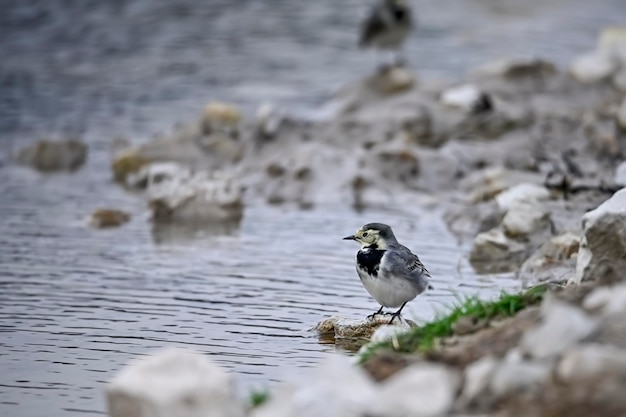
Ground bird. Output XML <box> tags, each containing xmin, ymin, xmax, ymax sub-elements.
<box><xmin>359</xmin><ymin>0</ymin><xmax>414</xmax><ymax>65</ymax></box>
<box><xmin>343</xmin><ymin>223</ymin><xmax>432</xmax><ymax>324</ymax></box>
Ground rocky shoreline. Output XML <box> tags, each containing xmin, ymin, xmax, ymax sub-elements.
<box><xmin>12</xmin><ymin>25</ymin><xmax>626</xmax><ymax>417</ymax></box>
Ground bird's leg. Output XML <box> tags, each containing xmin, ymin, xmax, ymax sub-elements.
<box><xmin>367</xmin><ymin>305</ymin><xmax>385</xmax><ymax>320</ymax></box>
<box><xmin>388</xmin><ymin>302</ymin><xmax>407</xmax><ymax>324</ymax></box>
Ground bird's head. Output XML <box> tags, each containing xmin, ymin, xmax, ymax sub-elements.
<box><xmin>343</xmin><ymin>223</ymin><xmax>397</xmax><ymax>249</ymax></box>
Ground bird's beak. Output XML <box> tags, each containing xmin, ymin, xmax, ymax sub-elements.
<box><xmin>343</xmin><ymin>235</ymin><xmax>356</xmax><ymax>241</ymax></box>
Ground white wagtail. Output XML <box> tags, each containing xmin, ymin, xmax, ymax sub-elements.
<box><xmin>343</xmin><ymin>223</ymin><xmax>432</xmax><ymax>324</ymax></box>
<box><xmin>359</xmin><ymin>0</ymin><xmax>414</xmax><ymax>63</ymax></box>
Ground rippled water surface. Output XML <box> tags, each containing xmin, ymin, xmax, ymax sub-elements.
<box><xmin>0</xmin><ymin>0</ymin><xmax>624</xmax><ymax>416</ymax></box>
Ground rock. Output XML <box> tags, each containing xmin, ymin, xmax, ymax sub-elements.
<box><xmin>571</xmin><ymin>188</ymin><xmax>626</xmax><ymax>285</ymax></box>
<box><xmin>474</xmin><ymin>58</ymin><xmax>558</xmax><ymax>79</ymax></box>
<box><xmin>459</xmin><ymin>356</ymin><xmax>499</xmax><ymax>405</ymax></box>
<box><xmin>255</xmin><ymin>103</ymin><xmax>283</xmax><ymax>139</ymax></box>
<box><xmin>201</xmin><ymin>101</ymin><xmax>242</xmax><ymax>134</ymax></box>
<box><xmin>495</xmin><ymin>183</ymin><xmax>551</xmax><ymax>211</ymax></box>
<box><xmin>614</xmin><ymin>161</ymin><xmax>626</xmax><ymax>187</ymax></box>
<box><xmin>106</xmin><ymin>347</ymin><xmax>244</xmax><ymax>417</ymax></box>
<box><xmin>617</xmin><ymin>97</ymin><xmax>626</xmax><ymax>131</ymax></box>
<box><xmin>599</xmin><ymin>26</ymin><xmax>626</xmax><ymax>65</ymax></box>
<box><xmin>370</xmin><ymin>324</ymin><xmax>411</xmax><ymax>344</ymax></box>
<box><xmin>583</xmin><ymin>284</ymin><xmax>626</xmax><ymax>317</ymax></box>
<box><xmin>112</xmin><ymin>149</ymin><xmax>151</xmax><ymax>183</ymax></box>
<box><xmin>520</xmin><ymin>297</ymin><xmax>598</xmax><ymax>359</ymax></box>
<box><xmin>501</xmin><ymin>200</ymin><xmax>550</xmax><ymax>239</ymax></box>
<box><xmin>569</xmin><ymin>51</ymin><xmax>616</xmax><ymax>83</ymax></box>
<box><xmin>374</xmin><ymin>65</ymin><xmax>416</xmax><ymax>94</ymax></box>
<box><xmin>252</xmin><ymin>357</ymin><xmax>378</xmax><ymax>417</ymax></box>
<box><xmin>443</xmin><ymin>201</ymin><xmax>505</xmax><ymax>239</ymax></box>
<box><xmin>414</xmin><ymin>147</ymin><xmax>460</xmax><ymax>192</ymax></box>
<box><xmin>16</xmin><ymin>139</ymin><xmax>87</xmax><ymax>172</ymax></box>
<box><xmin>469</xmin><ymin>228</ymin><xmax>527</xmax><ymax>271</ymax></box>
<box><xmin>373</xmin><ymin>141</ymin><xmax>419</xmax><ymax>184</ymax></box>
<box><xmin>517</xmin><ymin>232</ymin><xmax>580</xmax><ymax>286</ymax></box>
<box><xmin>489</xmin><ymin>360</ymin><xmax>551</xmax><ymax>397</ymax></box>
<box><xmin>127</xmin><ymin>161</ymin><xmax>192</xmax><ymax>189</ymax></box>
<box><xmin>148</xmin><ymin>169</ymin><xmax>244</xmax><ymax>223</ymax></box>
<box><xmin>461</xmin><ymin>167</ymin><xmax>511</xmax><ymax>203</ymax></box>
<box><xmin>90</xmin><ymin>209</ymin><xmax>131</xmax><ymax>229</ymax></box>
<box><xmin>557</xmin><ymin>344</ymin><xmax>626</xmax><ymax>382</ymax></box>
<box><xmin>313</xmin><ymin>315</ymin><xmax>412</xmax><ymax>340</ymax></box>
<box><xmin>373</xmin><ymin>364</ymin><xmax>460</xmax><ymax>417</ymax></box>
<box><xmin>440</xmin><ymin>84</ymin><xmax>483</xmax><ymax>111</ymax></box>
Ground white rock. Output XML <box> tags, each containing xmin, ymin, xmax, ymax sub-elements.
<box><xmin>598</xmin><ymin>26</ymin><xmax>626</xmax><ymax>65</ymax></box>
<box><xmin>107</xmin><ymin>348</ymin><xmax>244</xmax><ymax>417</ymax></box>
<box><xmin>571</xmin><ymin>187</ymin><xmax>626</xmax><ymax>285</ymax></box>
<box><xmin>252</xmin><ymin>357</ymin><xmax>378</xmax><ymax>417</ymax></box>
<box><xmin>373</xmin><ymin>363</ymin><xmax>460</xmax><ymax>417</ymax></box>
<box><xmin>583</xmin><ymin>284</ymin><xmax>626</xmax><ymax>316</ymax></box>
<box><xmin>370</xmin><ymin>324</ymin><xmax>411</xmax><ymax>343</ymax></box>
<box><xmin>489</xmin><ymin>360</ymin><xmax>551</xmax><ymax>397</ymax></box>
<box><xmin>255</xmin><ymin>103</ymin><xmax>283</xmax><ymax>138</ymax></box>
<box><xmin>495</xmin><ymin>183</ymin><xmax>550</xmax><ymax>211</ymax></box>
<box><xmin>502</xmin><ymin>200</ymin><xmax>550</xmax><ymax>238</ymax></box>
<box><xmin>441</xmin><ymin>84</ymin><xmax>482</xmax><ymax>110</ymax></box>
<box><xmin>520</xmin><ymin>296</ymin><xmax>598</xmax><ymax>359</ymax></box>
<box><xmin>569</xmin><ymin>51</ymin><xmax>616</xmax><ymax>83</ymax></box>
<box><xmin>148</xmin><ymin>169</ymin><xmax>244</xmax><ymax>223</ymax></box>
<box><xmin>617</xmin><ymin>98</ymin><xmax>626</xmax><ymax>131</ymax></box>
<box><xmin>460</xmin><ymin>356</ymin><xmax>499</xmax><ymax>403</ymax></box>
<box><xmin>557</xmin><ymin>344</ymin><xmax>626</xmax><ymax>382</ymax></box>
<box><xmin>127</xmin><ymin>162</ymin><xmax>192</xmax><ymax>189</ymax></box>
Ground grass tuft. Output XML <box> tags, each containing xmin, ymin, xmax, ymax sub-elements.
<box><xmin>249</xmin><ymin>389</ymin><xmax>270</xmax><ymax>408</ymax></box>
<box><xmin>357</xmin><ymin>284</ymin><xmax>549</xmax><ymax>364</ymax></box>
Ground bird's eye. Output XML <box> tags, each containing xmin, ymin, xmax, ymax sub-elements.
<box><xmin>362</xmin><ymin>232</ymin><xmax>369</xmax><ymax>237</ymax></box>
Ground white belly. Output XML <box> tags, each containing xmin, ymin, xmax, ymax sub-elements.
<box><xmin>357</xmin><ymin>267</ymin><xmax>419</xmax><ymax>308</ymax></box>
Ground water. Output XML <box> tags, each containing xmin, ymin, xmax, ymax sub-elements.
<box><xmin>0</xmin><ymin>0</ymin><xmax>624</xmax><ymax>415</ymax></box>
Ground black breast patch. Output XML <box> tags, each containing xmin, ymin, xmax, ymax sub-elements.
<box><xmin>357</xmin><ymin>247</ymin><xmax>386</xmax><ymax>277</ymax></box>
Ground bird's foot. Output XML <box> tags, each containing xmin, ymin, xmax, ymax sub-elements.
<box><xmin>388</xmin><ymin>312</ymin><xmax>402</xmax><ymax>324</ymax></box>
<box><xmin>367</xmin><ymin>306</ymin><xmax>385</xmax><ymax>320</ymax></box>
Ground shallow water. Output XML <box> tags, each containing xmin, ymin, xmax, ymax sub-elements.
<box><xmin>0</xmin><ymin>0</ymin><xmax>624</xmax><ymax>416</ymax></box>
<box><xmin>0</xmin><ymin>161</ymin><xmax>519</xmax><ymax>416</ymax></box>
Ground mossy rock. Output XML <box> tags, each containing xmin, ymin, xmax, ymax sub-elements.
<box><xmin>111</xmin><ymin>150</ymin><xmax>150</xmax><ymax>183</ymax></box>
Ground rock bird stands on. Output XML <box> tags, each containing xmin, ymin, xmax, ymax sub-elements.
<box><xmin>343</xmin><ymin>223</ymin><xmax>432</xmax><ymax>324</ymax></box>
<box><xmin>359</xmin><ymin>0</ymin><xmax>413</xmax><ymax>63</ymax></box>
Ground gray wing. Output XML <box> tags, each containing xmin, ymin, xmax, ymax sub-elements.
<box><xmin>382</xmin><ymin>244</ymin><xmax>432</xmax><ymax>290</ymax></box>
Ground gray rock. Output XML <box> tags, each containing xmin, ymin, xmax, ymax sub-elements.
<box><xmin>370</xmin><ymin>324</ymin><xmax>412</xmax><ymax>343</ymax></box>
<box><xmin>473</xmin><ymin>58</ymin><xmax>558</xmax><ymax>79</ymax></box>
<box><xmin>617</xmin><ymin>97</ymin><xmax>626</xmax><ymax>131</ymax></box>
<box><xmin>489</xmin><ymin>360</ymin><xmax>552</xmax><ymax>397</ymax></box>
<box><xmin>517</xmin><ymin>232</ymin><xmax>580</xmax><ymax>286</ymax></box>
<box><xmin>16</xmin><ymin>138</ymin><xmax>87</xmax><ymax>172</ymax></box>
<box><xmin>569</xmin><ymin>51</ymin><xmax>616</xmax><ymax>83</ymax></box>
<box><xmin>147</xmin><ymin>169</ymin><xmax>244</xmax><ymax>223</ymax></box>
<box><xmin>459</xmin><ymin>356</ymin><xmax>499</xmax><ymax>405</ymax></box>
<box><xmin>469</xmin><ymin>228</ymin><xmax>527</xmax><ymax>272</ymax></box>
<box><xmin>373</xmin><ymin>363</ymin><xmax>460</xmax><ymax>417</ymax></box>
<box><xmin>252</xmin><ymin>357</ymin><xmax>378</xmax><ymax>417</ymax></box>
<box><xmin>501</xmin><ymin>200</ymin><xmax>550</xmax><ymax>239</ymax></box>
<box><xmin>615</xmin><ymin>161</ymin><xmax>626</xmax><ymax>186</ymax></box>
<box><xmin>106</xmin><ymin>348</ymin><xmax>244</xmax><ymax>417</ymax></box>
<box><xmin>557</xmin><ymin>344</ymin><xmax>626</xmax><ymax>382</ymax></box>
<box><xmin>520</xmin><ymin>296</ymin><xmax>598</xmax><ymax>359</ymax></box>
<box><xmin>443</xmin><ymin>200</ymin><xmax>505</xmax><ymax>239</ymax></box>
<box><xmin>583</xmin><ymin>284</ymin><xmax>626</xmax><ymax>317</ymax></box>
<box><xmin>571</xmin><ymin>187</ymin><xmax>626</xmax><ymax>285</ymax></box>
